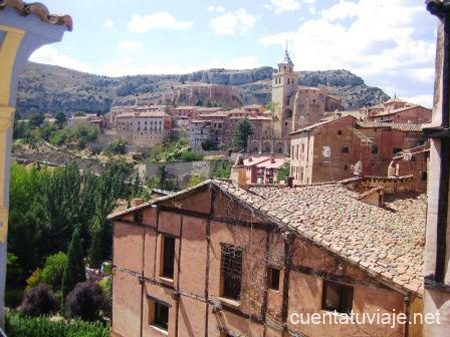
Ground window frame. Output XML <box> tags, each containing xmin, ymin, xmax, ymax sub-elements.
<box><xmin>148</xmin><ymin>297</ymin><xmax>171</xmax><ymax>332</ymax></box>
<box><xmin>321</xmin><ymin>280</ymin><xmax>354</xmax><ymax>315</ymax></box>
<box><xmin>160</xmin><ymin>234</ymin><xmax>176</xmax><ymax>279</ymax></box>
<box><xmin>268</xmin><ymin>267</ymin><xmax>281</xmax><ymax>291</ymax></box>
<box><xmin>220</xmin><ymin>243</ymin><xmax>244</xmax><ymax>301</ymax></box>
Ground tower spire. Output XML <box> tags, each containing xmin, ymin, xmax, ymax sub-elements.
<box><xmin>282</xmin><ymin>41</ymin><xmax>293</xmax><ymax>65</ymax></box>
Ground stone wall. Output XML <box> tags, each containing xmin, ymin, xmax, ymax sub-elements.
<box><xmin>137</xmin><ymin>161</ymin><xmax>214</xmax><ymax>181</ymax></box>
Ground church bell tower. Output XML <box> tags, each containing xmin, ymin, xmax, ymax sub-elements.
<box><xmin>271</xmin><ymin>46</ymin><xmax>299</xmax><ymax>139</ymax></box>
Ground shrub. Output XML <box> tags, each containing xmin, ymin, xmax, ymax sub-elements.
<box><xmin>66</xmin><ymin>281</ymin><xmax>104</xmax><ymax>321</ymax></box>
<box><xmin>187</xmin><ymin>175</ymin><xmax>205</xmax><ymax>188</ymax></box>
<box><xmin>179</xmin><ymin>151</ymin><xmax>204</xmax><ymax>162</ymax></box>
<box><xmin>42</xmin><ymin>252</ymin><xmax>67</xmax><ymax>291</ymax></box>
<box><xmin>5</xmin><ymin>312</ymin><xmax>110</xmax><ymax>337</ymax></box>
<box><xmin>99</xmin><ymin>276</ymin><xmax>112</xmax><ymax>318</ymax></box>
<box><xmin>105</xmin><ymin>139</ymin><xmax>127</xmax><ymax>155</ymax></box>
<box><xmin>20</xmin><ymin>283</ymin><xmax>59</xmax><ymax>316</ymax></box>
<box><xmin>26</xmin><ymin>268</ymin><xmax>43</xmax><ymax>289</ymax></box>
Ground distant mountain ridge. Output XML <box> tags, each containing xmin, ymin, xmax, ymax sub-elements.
<box><xmin>16</xmin><ymin>62</ymin><xmax>389</xmax><ymax>117</ymax></box>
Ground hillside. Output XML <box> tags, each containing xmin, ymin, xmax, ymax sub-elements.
<box><xmin>16</xmin><ymin>62</ymin><xmax>389</xmax><ymax>117</ymax></box>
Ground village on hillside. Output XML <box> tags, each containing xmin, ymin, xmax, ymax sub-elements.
<box><xmin>1</xmin><ymin>1</ymin><xmax>450</xmax><ymax>337</ymax></box>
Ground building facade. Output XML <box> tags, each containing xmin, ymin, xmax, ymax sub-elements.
<box><xmin>367</xmin><ymin>97</ymin><xmax>432</xmax><ymax>124</ymax></box>
<box><xmin>116</xmin><ymin>110</ymin><xmax>172</xmax><ymax>147</ymax></box>
<box><xmin>290</xmin><ymin>116</ymin><xmax>427</xmax><ymax>187</ymax></box>
<box><xmin>109</xmin><ymin>178</ymin><xmax>425</xmax><ymax>337</ymax></box>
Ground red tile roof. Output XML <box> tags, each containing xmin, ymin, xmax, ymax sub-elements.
<box><xmin>0</xmin><ymin>0</ymin><xmax>73</xmax><ymax>31</ymax></box>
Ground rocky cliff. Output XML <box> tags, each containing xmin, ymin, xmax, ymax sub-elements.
<box><xmin>16</xmin><ymin>62</ymin><xmax>389</xmax><ymax>116</ymax></box>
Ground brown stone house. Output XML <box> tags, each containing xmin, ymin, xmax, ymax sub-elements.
<box><xmin>109</xmin><ymin>178</ymin><xmax>426</xmax><ymax>337</ymax></box>
<box><xmin>289</xmin><ymin>116</ymin><xmax>427</xmax><ymax>188</ymax></box>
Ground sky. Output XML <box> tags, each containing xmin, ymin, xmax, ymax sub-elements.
<box><xmin>30</xmin><ymin>0</ymin><xmax>438</xmax><ymax>108</ymax></box>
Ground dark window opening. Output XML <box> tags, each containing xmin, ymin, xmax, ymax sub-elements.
<box><xmin>322</xmin><ymin>281</ymin><xmax>353</xmax><ymax>314</ymax></box>
<box><xmin>162</xmin><ymin>236</ymin><xmax>175</xmax><ymax>279</ymax></box>
<box><xmin>220</xmin><ymin>244</ymin><xmax>243</xmax><ymax>301</ymax></box>
<box><xmin>148</xmin><ymin>299</ymin><xmax>169</xmax><ymax>331</ymax></box>
<box><xmin>422</xmin><ymin>171</ymin><xmax>428</xmax><ymax>181</ymax></box>
<box><xmin>342</xmin><ymin>146</ymin><xmax>350</xmax><ymax>154</ymax></box>
<box><xmin>344</xmin><ymin>165</ymin><xmax>348</xmax><ymax>170</ymax></box>
<box><xmin>268</xmin><ymin>267</ymin><xmax>280</xmax><ymax>290</ymax></box>
<box><xmin>372</xmin><ymin>146</ymin><xmax>379</xmax><ymax>155</ymax></box>
<box><xmin>393</xmin><ymin>148</ymin><xmax>402</xmax><ymax>154</ymax></box>
<box><xmin>337</xmin><ymin>130</ymin><xmax>342</xmax><ymax>136</ymax></box>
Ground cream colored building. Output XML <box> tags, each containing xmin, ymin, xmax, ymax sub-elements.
<box><xmin>116</xmin><ymin>110</ymin><xmax>172</xmax><ymax>147</ymax></box>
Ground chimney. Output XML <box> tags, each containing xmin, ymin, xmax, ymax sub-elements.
<box><xmin>131</xmin><ymin>198</ymin><xmax>145</xmax><ymax>207</ymax></box>
<box><xmin>271</xmin><ymin>156</ymin><xmax>275</xmax><ymax>164</ymax></box>
<box><xmin>230</xmin><ymin>155</ymin><xmax>247</xmax><ymax>188</ymax></box>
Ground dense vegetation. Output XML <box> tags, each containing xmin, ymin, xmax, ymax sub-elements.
<box><xmin>7</xmin><ymin>161</ymin><xmax>137</xmax><ymax>286</ymax></box>
<box><xmin>146</xmin><ymin>137</ymin><xmax>204</xmax><ymax>163</ymax></box>
<box><xmin>5</xmin><ymin>312</ymin><xmax>110</xmax><ymax>337</ymax></box>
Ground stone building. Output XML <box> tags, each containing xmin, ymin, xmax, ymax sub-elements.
<box><xmin>188</xmin><ymin>120</ymin><xmax>213</xmax><ymax>151</ymax></box>
<box><xmin>366</xmin><ymin>97</ymin><xmax>432</xmax><ymax>124</ymax></box>
<box><xmin>0</xmin><ymin>1</ymin><xmax>71</xmax><ymax>327</ymax></box>
<box><xmin>109</xmin><ymin>177</ymin><xmax>426</xmax><ymax>337</ymax></box>
<box><xmin>289</xmin><ymin>116</ymin><xmax>427</xmax><ymax>189</ymax></box>
<box><xmin>271</xmin><ymin>48</ymin><xmax>343</xmax><ymax>152</ymax></box>
<box><xmin>243</xmin><ymin>156</ymin><xmax>285</xmax><ymax>184</ymax></box>
<box><xmin>116</xmin><ymin>110</ymin><xmax>172</xmax><ymax>147</ymax></box>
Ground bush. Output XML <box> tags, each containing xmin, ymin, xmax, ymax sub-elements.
<box><xmin>104</xmin><ymin>139</ymin><xmax>127</xmax><ymax>155</ymax></box>
<box><xmin>5</xmin><ymin>312</ymin><xmax>110</xmax><ymax>337</ymax></box>
<box><xmin>99</xmin><ymin>276</ymin><xmax>112</xmax><ymax>318</ymax></box>
<box><xmin>26</xmin><ymin>268</ymin><xmax>43</xmax><ymax>289</ymax></box>
<box><xmin>188</xmin><ymin>175</ymin><xmax>205</xmax><ymax>188</ymax></box>
<box><xmin>179</xmin><ymin>151</ymin><xmax>204</xmax><ymax>162</ymax></box>
<box><xmin>20</xmin><ymin>283</ymin><xmax>59</xmax><ymax>316</ymax></box>
<box><xmin>42</xmin><ymin>252</ymin><xmax>67</xmax><ymax>291</ymax></box>
<box><xmin>66</xmin><ymin>282</ymin><xmax>104</xmax><ymax>321</ymax></box>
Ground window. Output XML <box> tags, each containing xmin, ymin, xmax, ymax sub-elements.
<box><xmin>422</xmin><ymin>171</ymin><xmax>428</xmax><ymax>181</ymax></box>
<box><xmin>393</xmin><ymin>148</ymin><xmax>402</xmax><ymax>155</ymax></box>
<box><xmin>148</xmin><ymin>299</ymin><xmax>170</xmax><ymax>331</ymax></box>
<box><xmin>268</xmin><ymin>267</ymin><xmax>280</xmax><ymax>290</ymax></box>
<box><xmin>342</xmin><ymin>146</ymin><xmax>349</xmax><ymax>154</ymax></box>
<box><xmin>337</xmin><ymin>130</ymin><xmax>342</xmax><ymax>136</ymax></box>
<box><xmin>322</xmin><ymin>281</ymin><xmax>353</xmax><ymax>314</ymax></box>
<box><xmin>220</xmin><ymin>244</ymin><xmax>243</xmax><ymax>301</ymax></box>
<box><xmin>372</xmin><ymin>145</ymin><xmax>379</xmax><ymax>155</ymax></box>
<box><xmin>161</xmin><ymin>235</ymin><xmax>175</xmax><ymax>279</ymax></box>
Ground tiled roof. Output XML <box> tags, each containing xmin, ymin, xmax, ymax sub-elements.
<box><xmin>291</xmin><ymin>115</ymin><xmax>355</xmax><ymax>135</ymax></box>
<box><xmin>213</xmin><ymin>181</ymin><xmax>426</xmax><ymax>295</ymax></box>
<box><xmin>356</xmin><ymin>121</ymin><xmax>423</xmax><ymax>132</ymax></box>
<box><xmin>109</xmin><ymin>180</ymin><xmax>427</xmax><ymax>296</ymax></box>
<box><xmin>0</xmin><ymin>0</ymin><xmax>73</xmax><ymax>31</ymax></box>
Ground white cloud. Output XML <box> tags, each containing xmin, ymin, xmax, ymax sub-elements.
<box><xmin>210</xmin><ymin>8</ymin><xmax>256</xmax><ymax>35</ymax></box>
<box><xmin>104</xmin><ymin>19</ymin><xmax>114</xmax><ymax>28</ymax></box>
<box><xmin>117</xmin><ymin>40</ymin><xmax>143</xmax><ymax>51</ymax></box>
<box><xmin>128</xmin><ymin>12</ymin><xmax>193</xmax><ymax>33</ymax></box>
<box><xmin>208</xmin><ymin>5</ymin><xmax>225</xmax><ymax>13</ymax></box>
<box><xmin>273</xmin><ymin>0</ymin><xmax>300</xmax><ymax>13</ymax></box>
<box><xmin>30</xmin><ymin>46</ymin><xmax>91</xmax><ymax>73</ymax></box>
<box><xmin>259</xmin><ymin>0</ymin><xmax>436</xmax><ymax>98</ymax></box>
<box><xmin>102</xmin><ymin>56</ymin><xmax>259</xmax><ymax>77</ymax></box>
<box><xmin>400</xmin><ymin>95</ymin><xmax>434</xmax><ymax>109</ymax></box>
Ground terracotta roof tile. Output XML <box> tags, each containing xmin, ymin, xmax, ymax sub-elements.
<box><xmin>356</xmin><ymin>121</ymin><xmax>423</xmax><ymax>132</ymax></box>
<box><xmin>0</xmin><ymin>0</ymin><xmax>73</xmax><ymax>31</ymax></box>
<box><xmin>211</xmin><ymin>180</ymin><xmax>426</xmax><ymax>295</ymax></box>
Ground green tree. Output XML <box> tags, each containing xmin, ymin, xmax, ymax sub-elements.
<box><xmin>187</xmin><ymin>175</ymin><xmax>205</xmax><ymax>188</ymax></box>
<box><xmin>61</xmin><ymin>229</ymin><xmax>86</xmax><ymax>300</ymax></box>
<box><xmin>30</xmin><ymin>113</ymin><xmax>45</xmax><ymax>128</ymax></box>
<box><xmin>42</xmin><ymin>252</ymin><xmax>68</xmax><ymax>291</ymax></box>
<box><xmin>55</xmin><ymin>112</ymin><xmax>67</xmax><ymax>128</ymax></box>
<box><xmin>232</xmin><ymin>118</ymin><xmax>253</xmax><ymax>151</ymax></box>
<box><xmin>277</xmin><ymin>162</ymin><xmax>290</xmax><ymax>182</ymax></box>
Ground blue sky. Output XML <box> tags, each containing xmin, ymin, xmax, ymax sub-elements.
<box><xmin>31</xmin><ymin>0</ymin><xmax>438</xmax><ymax>107</ymax></box>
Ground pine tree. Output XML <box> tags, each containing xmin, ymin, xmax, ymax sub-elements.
<box><xmin>62</xmin><ymin>229</ymin><xmax>86</xmax><ymax>301</ymax></box>
<box><xmin>88</xmin><ymin>217</ymin><xmax>105</xmax><ymax>269</ymax></box>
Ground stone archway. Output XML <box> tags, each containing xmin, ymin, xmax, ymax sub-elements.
<box><xmin>275</xmin><ymin>142</ymin><xmax>284</xmax><ymax>154</ymax></box>
<box><xmin>249</xmin><ymin>140</ymin><xmax>260</xmax><ymax>154</ymax></box>
<box><xmin>262</xmin><ymin>141</ymin><xmax>273</xmax><ymax>154</ymax></box>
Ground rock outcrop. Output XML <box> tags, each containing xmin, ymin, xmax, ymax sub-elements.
<box><xmin>16</xmin><ymin>62</ymin><xmax>390</xmax><ymax>117</ymax></box>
